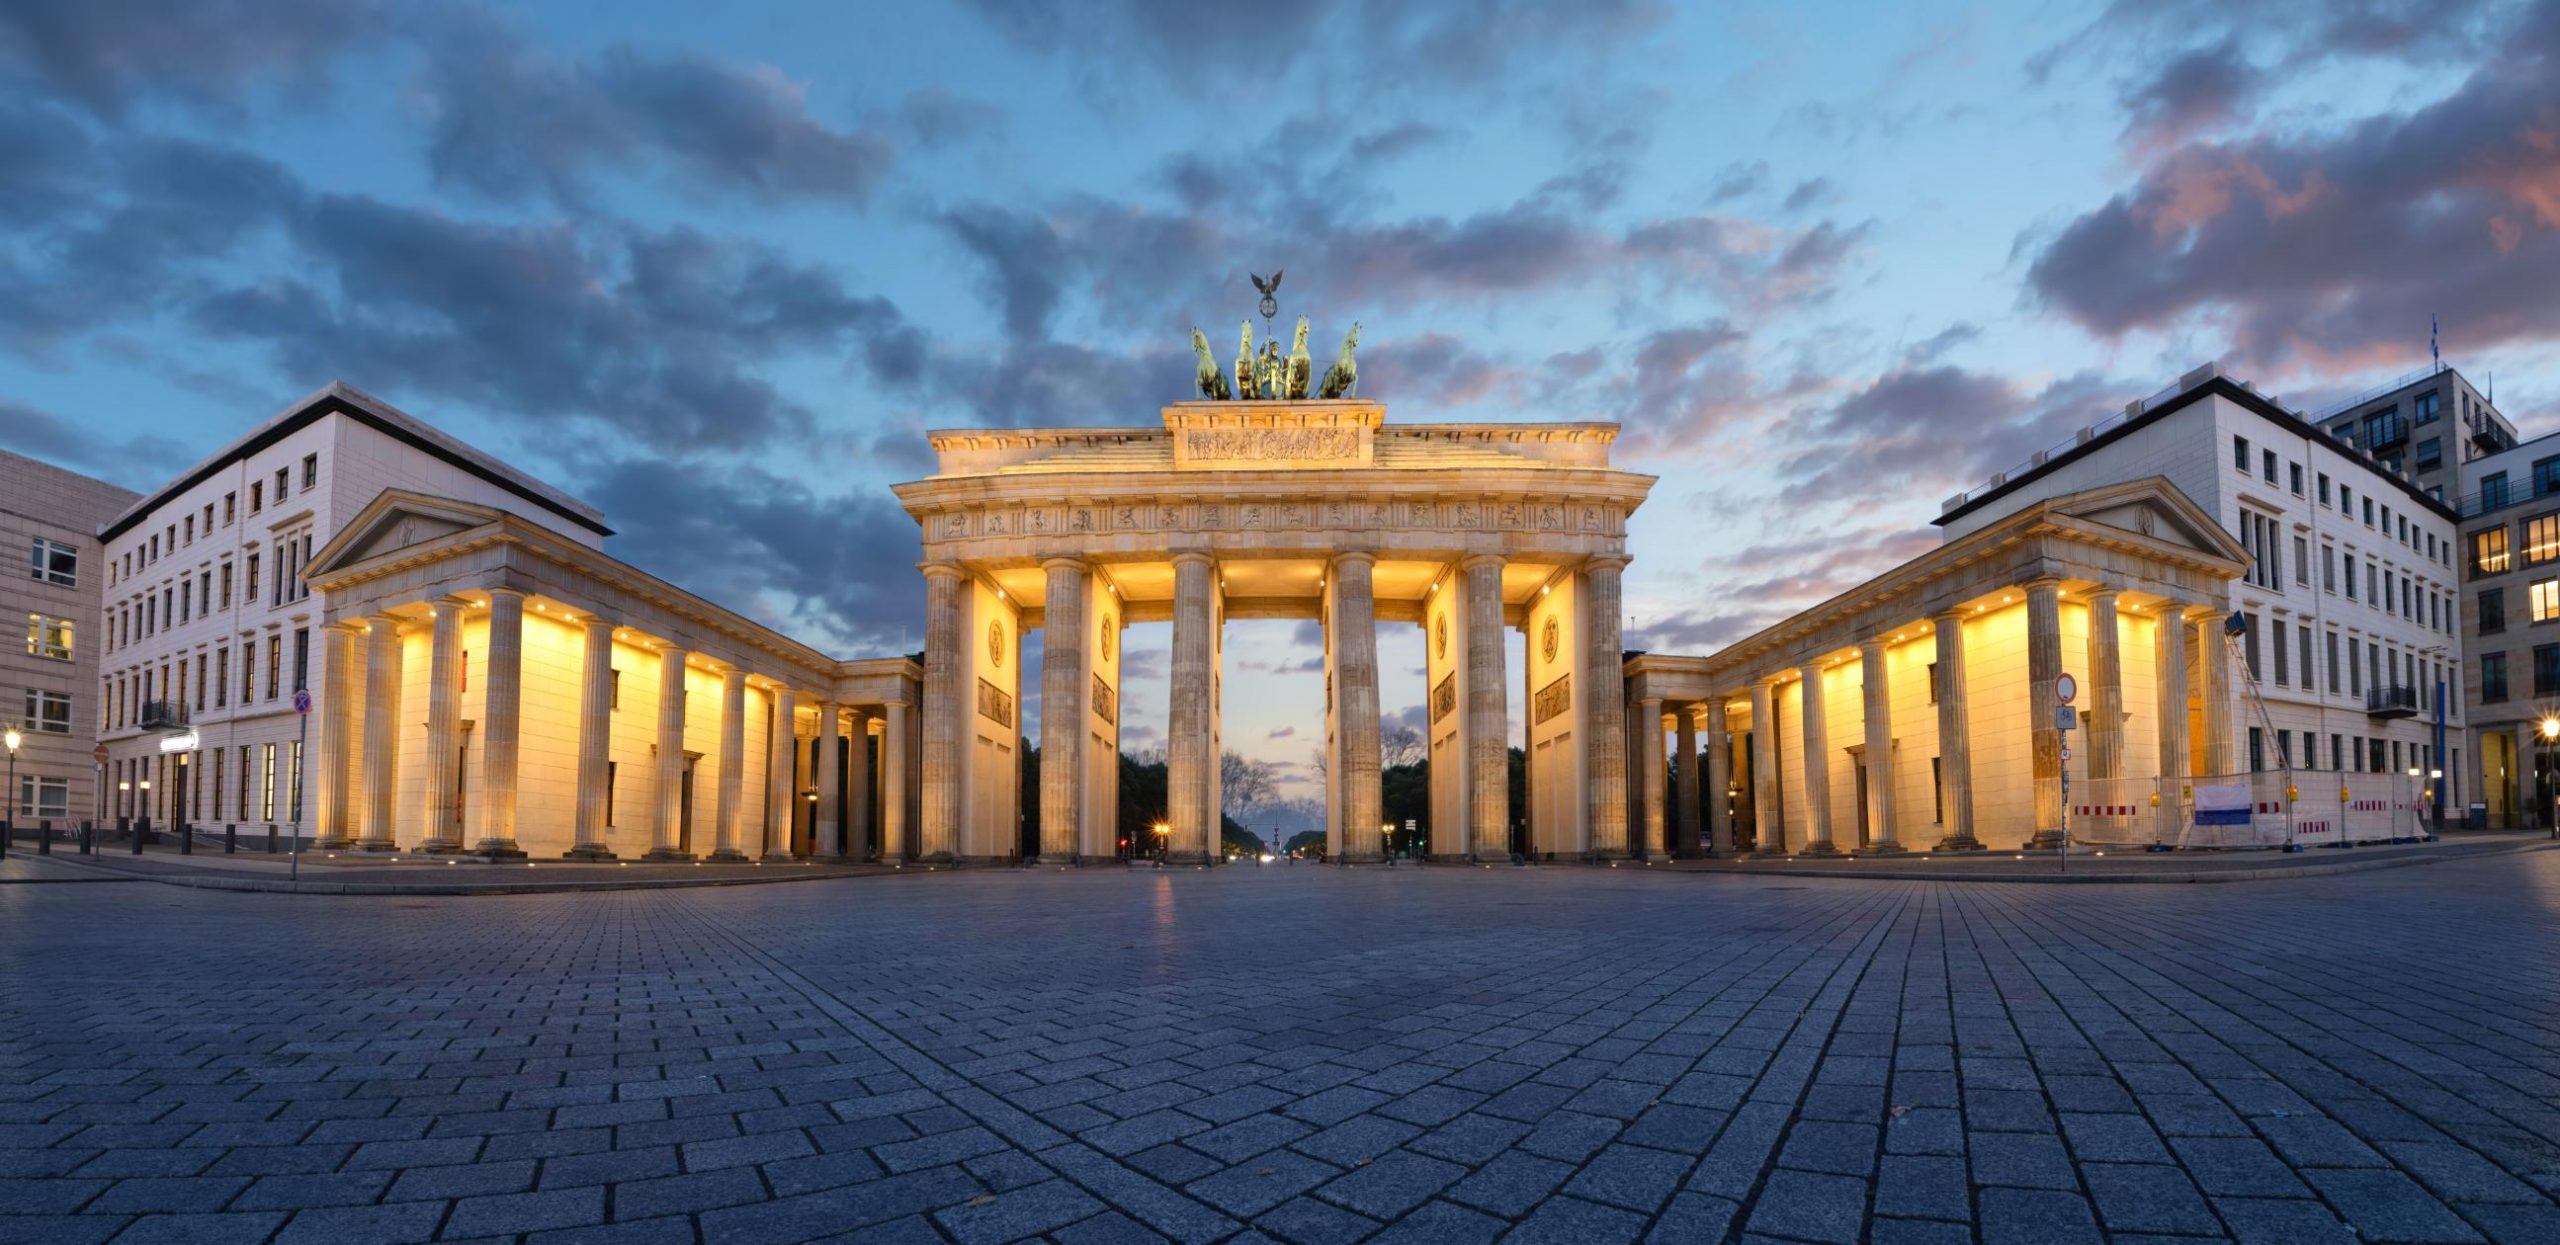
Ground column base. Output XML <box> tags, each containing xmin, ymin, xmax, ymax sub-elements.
<box><xmin>1863</xmin><ymin>842</ymin><xmax>1910</xmax><ymax>855</ymax></box>
<box><xmin>707</xmin><ymin>849</ymin><xmax>753</xmax><ymax>863</ymax></box>
<box><xmin>642</xmin><ymin>848</ymin><xmax>697</xmax><ymax>862</ymax></box>
<box><xmin>562</xmin><ymin>845</ymin><xmax>618</xmax><ymax>861</ymax></box>
<box><xmin>2027</xmin><ymin>830</ymin><xmax>2066</xmax><ymax>850</ymax></box>
<box><xmin>472</xmin><ymin>842</ymin><xmax>527</xmax><ymax>859</ymax></box>
<box><xmin>1933</xmin><ymin>835</ymin><xmax>1986</xmax><ymax>852</ymax></box>
<box><xmin>1799</xmin><ymin>840</ymin><xmax>1843</xmax><ymax>856</ymax></box>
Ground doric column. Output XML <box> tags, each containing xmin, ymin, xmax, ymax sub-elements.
<box><xmin>1799</xmin><ymin>663</ymin><xmax>1837</xmax><ymax>854</ymax></box>
<box><xmin>809</xmin><ymin>698</ymin><xmax>839</xmax><ymax>860</ymax></box>
<box><xmin>357</xmin><ymin>615</ymin><xmax>403</xmax><ymax>850</ymax></box>
<box><xmin>1751</xmin><ymin>677</ymin><xmax>1781</xmax><ymax>853</ymax></box>
<box><xmin>1705</xmin><ymin>698</ymin><xmax>1733</xmax><ymax>856</ymax></box>
<box><xmin>711</xmin><ymin>667</ymin><xmax>749</xmax><ymax>862</ymax></box>
<box><xmin>845</xmin><ymin>708</ymin><xmax>873</xmax><ymax>860</ymax></box>
<box><xmin>2085</xmin><ymin>588</ymin><xmax>2126</xmax><ymax>785</ymax></box>
<box><xmin>1672</xmin><ymin>704</ymin><xmax>1699</xmax><ymax>858</ymax></box>
<box><xmin>2194</xmin><ymin>605</ymin><xmax>2238</xmax><ymax>775</ymax></box>
<box><xmin>1334</xmin><ymin>553</ymin><xmax>1383</xmax><ymax>863</ymax></box>
<box><xmin>1638</xmin><ymin>697</ymin><xmax>1667</xmax><ymax>861</ymax></box>
<box><xmin>1582</xmin><ymin>557</ymin><xmax>1630</xmax><ymax>858</ymax></box>
<box><xmin>568</xmin><ymin>616</ymin><xmax>616</xmax><ymax>859</ymax></box>
<box><xmin>420</xmin><ymin>595</ymin><xmax>468</xmax><ymax>852</ymax></box>
<box><xmin>882</xmin><ymin>699</ymin><xmax>913</xmax><ymax>860</ymax></box>
<box><xmin>313</xmin><ymin>621</ymin><xmax>360</xmax><ymax>849</ymax></box>
<box><xmin>2026</xmin><ymin>578</ymin><xmax>2066</xmax><ymax>848</ymax></box>
<box><xmin>918</xmin><ymin>565</ymin><xmax>966</xmax><ymax>862</ymax></box>
<box><xmin>470</xmin><ymin>588</ymin><xmax>527</xmax><ymax>857</ymax></box>
<box><xmin>1933</xmin><ymin>610</ymin><xmax>1981</xmax><ymax>851</ymax></box>
<box><xmin>765</xmin><ymin>687</ymin><xmax>798</xmax><ymax>859</ymax></box>
<box><xmin>1861</xmin><ymin>637</ymin><xmax>1904</xmax><ymax>854</ymax></box>
<box><xmin>1462</xmin><ymin>554</ymin><xmax>1510</xmax><ymax>860</ymax></box>
<box><xmin>1167</xmin><ymin>553</ymin><xmax>1217</xmax><ymax>864</ymax></box>
<box><xmin>2155</xmin><ymin>601</ymin><xmax>2190</xmax><ymax>781</ymax></box>
<box><xmin>646</xmin><ymin>641</ymin><xmax>694</xmax><ymax>860</ymax></box>
<box><xmin>1039</xmin><ymin>557</ymin><xmax>1087</xmax><ymax>864</ymax></box>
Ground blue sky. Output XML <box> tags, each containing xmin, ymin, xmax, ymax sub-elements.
<box><xmin>7</xmin><ymin>0</ymin><xmax>2559</xmax><ymax>812</ymax></box>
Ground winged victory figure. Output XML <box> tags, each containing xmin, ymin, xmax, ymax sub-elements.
<box><xmin>1191</xmin><ymin>326</ymin><xmax>1233</xmax><ymax>400</ymax></box>
<box><xmin>1318</xmin><ymin>322</ymin><xmax>1361</xmax><ymax>399</ymax></box>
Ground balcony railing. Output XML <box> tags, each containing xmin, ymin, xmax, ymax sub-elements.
<box><xmin>2364</xmin><ymin>685</ymin><xmax>2420</xmax><ymax>719</ymax></box>
<box><xmin>138</xmin><ymin>700</ymin><xmax>189</xmax><ymax>731</ymax></box>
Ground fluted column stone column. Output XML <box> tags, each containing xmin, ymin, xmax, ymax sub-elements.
<box><xmin>1582</xmin><ymin>558</ymin><xmax>1630</xmax><ymax>859</ymax></box>
<box><xmin>918</xmin><ymin>565</ymin><xmax>966</xmax><ymax>863</ymax></box>
<box><xmin>1462</xmin><ymin>555</ymin><xmax>1510</xmax><ymax>860</ymax></box>
<box><xmin>1673</xmin><ymin>704</ymin><xmax>1700</xmax><ymax>858</ymax></box>
<box><xmin>568</xmin><ymin>616</ymin><xmax>617</xmax><ymax>859</ymax></box>
<box><xmin>470</xmin><ymin>588</ymin><xmax>527</xmax><ymax>857</ymax></box>
<box><xmin>420</xmin><ymin>595</ymin><xmax>468</xmax><ymax>852</ymax></box>
<box><xmin>883</xmin><ymin>699</ymin><xmax>913</xmax><ymax>860</ymax></box>
<box><xmin>765</xmin><ymin>687</ymin><xmax>798</xmax><ymax>859</ymax></box>
<box><xmin>711</xmin><ymin>668</ymin><xmax>750</xmax><ymax>862</ymax></box>
<box><xmin>357</xmin><ymin>615</ymin><xmax>403</xmax><ymax>851</ymax></box>
<box><xmin>1749</xmin><ymin>678</ymin><xmax>1782</xmax><ymax>852</ymax></box>
<box><xmin>313</xmin><ymin>621</ymin><xmax>360</xmax><ymax>849</ymax></box>
<box><xmin>807</xmin><ymin>698</ymin><xmax>838</xmax><ymax>861</ymax></box>
<box><xmin>2026</xmin><ymin>578</ymin><xmax>2066</xmax><ymax>848</ymax></box>
<box><xmin>2086</xmin><ymin>588</ymin><xmax>2126</xmax><ymax>785</ymax></box>
<box><xmin>1799</xmin><ymin>663</ymin><xmax>1838</xmax><ymax>854</ymax></box>
<box><xmin>1334</xmin><ymin>553</ymin><xmax>1383</xmax><ymax>863</ymax></box>
<box><xmin>1861</xmin><ymin>637</ymin><xmax>1905</xmax><ymax>853</ymax></box>
<box><xmin>1705</xmin><ymin>698</ymin><xmax>1734</xmax><ymax>856</ymax></box>
<box><xmin>1167</xmin><ymin>554</ymin><xmax>1217</xmax><ymax>864</ymax></box>
<box><xmin>646</xmin><ymin>642</ymin><xmax>694</xmax><ymax>860</ymax></box>
<box><xmin>1934</xmin><ymin>610</ymin><xmax>1981</xmax><ymax>850</ymax></box>
<box><xmin>1039</xmin><ymin>558</ymin><xmax>1087</xmax><ymax>864</ymax></box>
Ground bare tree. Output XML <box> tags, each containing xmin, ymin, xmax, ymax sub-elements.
<box><xmin>1221</xmin><ymin>750</ymin><xmax>1279</xmax><ymax>817</ymax></box>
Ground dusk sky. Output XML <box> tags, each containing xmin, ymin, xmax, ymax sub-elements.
<box><xmin>6</xmin><ymin>0</ymin><xmax>2558</xmax><ymax>812</ymax></box>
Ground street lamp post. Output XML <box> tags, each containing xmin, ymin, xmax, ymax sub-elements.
<box><xmin>3</xmin><ymin>723</ymin><xmax>20</xmax><ymax>858</ymax></box>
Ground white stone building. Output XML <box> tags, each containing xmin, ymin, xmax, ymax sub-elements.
<box><xmin>3</xmin><ymin>450</ymin><xmax>136</xmax><ymax>829</ymax></box>
<box><xmin>1937</xmin><ymin>364</ymin><xmax>2466</xmax><ymax>803</ymax></box>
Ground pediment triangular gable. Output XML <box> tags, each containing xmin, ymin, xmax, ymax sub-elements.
<box><xmin>2047</xmin><ymin>477</ymin><xmax>2246</xmax><ymax>563</ymax></box>
<box><xmin>307</xmin><ymin>490</ymin><xmax>508</xmax><ymax>577</ymax></box>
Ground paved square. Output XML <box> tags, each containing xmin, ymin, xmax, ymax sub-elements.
<box><xmin>5</xmin><ymin>855</ymin><xmax>2560</xmax><ymax>1243</ymax></box>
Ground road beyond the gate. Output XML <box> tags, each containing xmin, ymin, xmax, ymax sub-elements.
<box><xmin>5</xmin><ymin>859</ymin><xmax>2558</xmax><ymax>1243</ymax></box>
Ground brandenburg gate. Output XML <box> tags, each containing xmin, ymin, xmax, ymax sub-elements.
<box><xmin>892</xmin><ymin>399</ymin><xmax>1656</xmax><ymax>864</ymax></box>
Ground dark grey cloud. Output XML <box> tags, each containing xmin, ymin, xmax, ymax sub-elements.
<box><xmin>0</xmin><ymin>0</ymin><xmax>387</xmax><ymax>119</ymax></box>
<box><xmin>2026</xmin><ymin>0</ymin><xmax>2560</xmax><ymax>373</ymax></box>
<box><xmin>581</xmin><ymin>457</ymin><xmax>923</xmax><ymax>654</ymax></box>
<box><xmin>415</xmin><ymin>11</ymin><xmax>895</xmax><ymax>206</ymax></box>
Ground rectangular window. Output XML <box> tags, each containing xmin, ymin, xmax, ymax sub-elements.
<box><xmin>22</xmin><ymin>689</ymin><xmax>71</xmax><ymax>734</ymax></box>
<box><xmin>25</xmin><ymin>613</ymin><xmax>72</xmax><ymax>660</ymax></box>
<box><xmin>265</xmin><ymin>634</ymin><xmax>281</xmax><ymax>699</ymax></box>
<box><xmin>16</xmin><ymin>776</ymin><xmax>68</xmax><ymax>821</ymax></box>
<box><xmin>2483</xmin><ymin>654</ymin><xmax>2509</xmax><ymax>703</ymax></box>
<box><xmin>29</xmin><ymin>538</ymin><xmax>77</xmax><ymax>587</ymax></box>
<box><xmin>2475</xmin><ymin>527</ymin><xmax>2512</xmax><ymax>576</ymax></box>
<box><xmin>2483</xmin><ymin>588</ymin><xmax>2507</xmax><ymax>634</ymax></box>
<box><xmin>301</xmin><ymin>453</ymin><xmax>318</xmax><ymax>490</ymax></box>
<box><xmin>2234</xmin><ymin>435</ymin><xmax>2250</xmax><ymax>471</ymax></box>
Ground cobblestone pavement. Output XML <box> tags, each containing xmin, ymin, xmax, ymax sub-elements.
<box><xmin>5</xmin><ymin>857</ymin><xmax>2560</xmax><ymax>1244</ymax></box>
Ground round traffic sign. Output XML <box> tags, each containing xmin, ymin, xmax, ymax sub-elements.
<box><xmin>2056</xmin><ymin>672</ymin><xmax>2078</xmax><ymax>704</ymax></box>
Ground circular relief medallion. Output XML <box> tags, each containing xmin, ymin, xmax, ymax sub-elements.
<box><xmin>1100</xmin><ymin>613</ymin><xmax>1116</xmax><ymax>661</ymax></box>
<box><xmin>1542</xmin><ymin>617</ymin><xmax>1560</xmax><ymax>663</ymax></box>
<box><xmin>1435</xmin><ymin>614</ymin><xmax>1450</xmax><ymax>660</ymax></box>
<box><xmin>987</xmin><ymin>621</ymin><xmax>1004</xmax><ymax>667</ymax></box>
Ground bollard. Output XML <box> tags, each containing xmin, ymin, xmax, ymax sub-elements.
<box><xmin>38</xmin><ymin>818</ymin><xmax>50</xmax><ymax>856</ymax></box>
<box><xmin>224</xmin><ymin>825</ymin><xmax>237</xmax><ymax>854</ymax></box>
